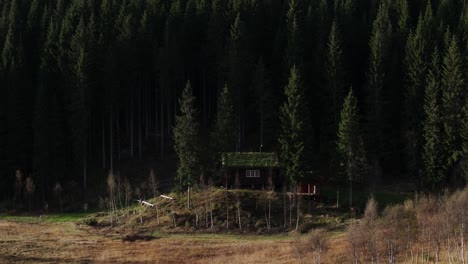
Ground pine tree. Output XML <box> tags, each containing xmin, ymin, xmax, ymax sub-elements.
<box><xmin>251</xmin><ymin>59</ymin><xmax>276</xmax><ymax>150</ymax></box>
<box><xmin>337</xmin><ymin>88</ymin><xmax>366</xmax><ymax>207</ymax></box>
<box><xmin>174</xmin><ymin>81</ymin><xmax>201</xmax><ymax>190</ymax></box>
<box><xmin>33</xmin><ymin>19</ymin><xmax>67</xmax><ymax>201</ymax></box>
<box><xmin>210</xmin><ymin>84</ymin><xmax>236</xmax><ymax>182</ymax></box>
<box><xmin>422</xmin><ymin>49</ymin><xmax>444</xmax><ymax>187</ymax></box>
<box><xmin>285</xmin><ymin>0</ymin><xmax>303</xmax><ymax>69</ymax></box>
<box><xmin>2</xmin><ymin>0</ymin><xmax>18</xmax><ymax>70</ymax></box>
<box><xmin>0</xmin><ymin>50</ymin><xmax>6</xmax><ymax>200</ymax></box>
<box><xmin>324</xmin><ymin>20</ymin><xmax>345</xmax><ymax>147</ymax></box>
<box><xmin>394</xmin><ymin>0</ymin><xmax>409</xmax><ymax>35</ymax></box>
<box><xmin>327</xmin><ymin>19</ymin><xmax>346</xmax><ymax>115</ymax></box>
<box><xmin>404</xmin><ymin>14</ymin><xmax>430</xmax><ymax>179</ymax></box>
<box><xmin>441</xmin><ymin>35</ymin><xmax>465</xmax><ymax>169</ymax></box>
<box><xmin>69</xmin><ymin>17</ymin><xmax>90</xmax><ymax>194</ymax></box>
<box><xmin>279</xmin><ymin>65</ymin><xmax>307</xmax><ymax>187</ymax></box>
<box><xmin>366</xmin><ymin>1</ymin><xmax>392</xmax><ymax>178</ymax></box>
<box><xmin>227</xmin><ymin>13</ymin><xmax>250</xmax><ymax>151</ymax></box>
<box><xmin>3</xmin><ymin>0</ymin><xmax>30</xmax><ymax>171</ymax></box>
<box><xmin>319</xmin><ymin>20</ymin><xmax>346</xmax><ymax>178</ymax></box>
<box><xmin>26</xmin><ymin>0</ymin><xmax>41</xmax><ymax>32</ymax></box>
<box><xmin>461</xmin><ymin>98</ymin><xmax>468</xmax><ymax>179</ymax></box>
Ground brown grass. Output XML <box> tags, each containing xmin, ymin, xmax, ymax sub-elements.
<box><xmin>0</xmin><ymin>220</ymin><xmax>324</xmax><ymax>263</ymax></box>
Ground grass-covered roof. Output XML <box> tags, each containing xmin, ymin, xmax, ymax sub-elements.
<box><xmin>222</xmin><ymin>152</ymin><xmax>280</xmax><ymax>168</ymax></box>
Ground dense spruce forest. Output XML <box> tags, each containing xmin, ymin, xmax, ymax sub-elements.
<box><xmin>0</xmin><ymin>0</ymin><xmax>467</xmax><ymax>207</ymax></box>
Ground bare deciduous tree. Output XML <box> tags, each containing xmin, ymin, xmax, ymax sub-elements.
<box><xmin>148</xmin><ymin>169</ymin><xmax>160</xmax><ymax>225</ymax></box>
<box><xmin>54</xmin><ymin>182</ymin><xmax>63</xmax><ymax>212</ymax></box>
<box><xmin>107</xmin><ymin>173</ymin><xmax>118</xmax><ymax>226</ymax></box>
<box><xmin>25</xmin><ymin>177</ymin><xmax>35</xmax><ymax>212</ymax></box>
<box><xmin>308</xmin><ymin>228</ymin><xmax>328</xmax><ymax>264</ymax></box>
<box><xmin>14</xmin><ymin>169</ymin><xmax>23</xmax><ymax>207</ymax></box>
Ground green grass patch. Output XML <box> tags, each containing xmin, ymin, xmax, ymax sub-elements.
<box><xmin>0</xmin><ymin>213</ymin><xmax>90</xmax><ymax>223</ymax></box>
<box><xmin>320</xmin><ymin>185</ymin><xmax>410</xmax><ymax>209</ymax></box>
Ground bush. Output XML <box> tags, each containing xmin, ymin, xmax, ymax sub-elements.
<box><xmin>84</xmin><ymin>218</ymin><xmax>98</xmax><ymax>226</ymax></box>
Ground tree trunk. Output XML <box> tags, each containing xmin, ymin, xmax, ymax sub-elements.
<box><xmin>226</xmin><ymin>203</ymin><xmax>229</xmax><ymax>229</ymax></box>
<box><xmin>130</xmin><ymin>97</ymin><xmax>134</xmax><ymax>157</ymax></box>
<box><xmin>187</xmin><ymin>186</ymin><xmax>191</xmax><ymax>209</ymax></box>
<box><xmin>160</xmin><ymin>89</ymin><xmax>164</xmax><ymax>160</ymax></box>
<box><xmin>117</xmin><ymin>114</ymin><xmax>120</xmax><ymax>160</ymax></box>
<box><xmin>139</xmin><ymin>90</ymin><xmax>142</xmax><ymax>160</ymax></box>
<box><xmin>155</xmin><ymin>85</ymin><xmax>158</xmax><ymax>158</ymax></box>
<box><xmin>109</xmin><ymin>108</ymin><xmax>113</xmax><ymax>173</ymax></box>
<box><xmin>283</xmin><ymin>186</ymin><xmax>287</xmax><ymax>228</ymax></box>
<box><xmin>102</xmin><ymin>116</ymin><xmax>106</xmax><ymax>168</ymax></box>
<box><xmin>83</xmin><ymin>148</ymin><xmax>87</xmax><ymax>197</ymax></box>
<box><xmin>268</xmin><ymin>199</ymin><xmax>271</xmax><ymax>230</ymax></box>
<box><xmin>296</xmin><ymin>192</ymin><xmax>301</xmax><ymax>231</ymax></box>
<box><xmin>289</xmin><ymin>195</ymin><xmax>292</xmax><ymax>229</ymax></box>
<box><xmin>237</xmin><ymin>195</ymin><xmax>242</xmax><ymax>229</ymax></box>
<box><xmin>349</xmin><ymin>173</ymin><xmax>353</xmax><ymax>208</ymax></box>
<box><xmin>156</xmin><ymin>201</ymin><xmax>160</xmax><ymax>225</ymax></box>
<box><xmin>146</xmin><ymin>82</ymin><xmax>149</xmax><ymax>141</ymax></box>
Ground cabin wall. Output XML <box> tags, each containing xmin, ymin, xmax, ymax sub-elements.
<box><xmin>225</xmin><ymin>167</ymin><xmax>283</xmax><ymax>189</ymax></box>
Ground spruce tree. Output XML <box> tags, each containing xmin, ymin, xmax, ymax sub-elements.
<box><xmin>404</xmin><ymin>14</ymin><xmax>430</xmax><ymax>179</ymax></box>
<box><xmin>320</xmin><ymin>20</ymin><xmax>346</xmax><ymax>178</ymax></box>
<box><xmin>324</xmin><ymin>20</ymin><xmax>345</xmax><ymax>147</ymax></box>
<box><xmin>3</xmin><ymin>0</ymin><xmax>30</xmax><ymax>171</ymax></box>
<box><xmin>2</xmin><ymin>0</ymin><xmax>18</xmax><ymax>70</ymax></box>
<box><xmin>279</xmin><ymin>65</ymin><xmax>307</xmax><ymax>187</ymax></box>
<box><xmin>227</xmin><ymin>13</ymin><xmax>250</xmax><ymax>151</ymax></box>
<box><xmin>441</xmin><ymin>35</ymin><xmax>465</xmax><ymax>169</ymax></box>
<box><xmin>461</xmin><ymin>98</ymin><xmax>468</xmax><ymax>179</ymax></box>
<box><xmin>394</xmin><ymin>0</ymin><xmax>409</xmax><ymax>34</ymax></box>
<box><xmin>174</xmin><ymin>81</ymin><xmax>201</xmax><ymax>191</ymax></box>
<box><xmin>337</xmin><ymin>88</ymin><xmax>366</xmax><ymax>207</ymax></box>
<box><xmin>366</xmin><ymin>1</ymin><xmax>392</xmax><ymax>178</ymax></box>
<box><xmin>285</xmin><ymin>0</ymin><xmax>304</xmax><ymax>69</ymax></box>
<box><xmin>422</xmin><ymin>49</ymin><xmax>444</xmax><ymax>187</ymax></box>
<box><xmin>210</xmin><ymin>84</ymin><xmax>236</xmax><ymax>182</ymax></box>
<box><xmin>69</xmin><ymin>17</ymin><xmax>90</xmax><ymax>194</ymax></box>
<box><xmin>252</xmin><ymin>59</ymin><xmax>276</xmax><ymax>150</ymax></box>
<box><xmin>0</xmin><ymin>53</ymin><xmax>6</xmax><ymax>200</ymax></box>
<box><xmin>34</xmin><ymin>19</ymin><xmax>67</xmax><ymax>201</ymax></box>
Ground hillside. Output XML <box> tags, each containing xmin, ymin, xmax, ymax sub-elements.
<box><xmin>0</xmin><ymin>0</ymin><xmax>467</xmax><ymax>207</ymax></box>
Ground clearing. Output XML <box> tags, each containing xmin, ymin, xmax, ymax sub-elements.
<box><xmin>0</xmin><ymin>216</ymin><xmax>339</xmax><ymax>263</ymax></box>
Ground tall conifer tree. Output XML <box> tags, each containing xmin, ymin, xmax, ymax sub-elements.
<box><xmin>441</xmin><ymin>36</ymin><xmax>465</xmax><ymax>170</ymax></box>
<box><xmin>422</xmin><ymin>49</ymin><xmax>444</xmax><ymax>187</ymax></box>
<box><xmin>69</xmin><ymin>17</ymin><xmax>90</xmax><ymax>194</ymax></box>
<box><xmin>404</xmin><ymin>14</ymin><xmax>430</xmax><ymax>179</ymax></box>
<box><xmin>337</xmin><ymin>88</ymin><xmax>366</xmax><ymax>206</ymax></box>
<box><xmin>210</xmin><ymin>84</ymin><xmax>236</xmax><ymax>182</ymax></box>
<box><xmin>285</xmin><ymin>0</ymin><xmax>303</xmax><ymax>69</ymax></box>
<box><xmin>366</xmin><ymin>1</ymin><xmax>392</xmax><ymax>179</ymax></box>
<box><xmin>174</xmin><ymin>81</ymin><xmax>201</xmax><ymax>190</ymax></box>
<box><xmin>279</xmin><ymin>65</ymin><xmax>307</xmax><ymax>187</ymax></box>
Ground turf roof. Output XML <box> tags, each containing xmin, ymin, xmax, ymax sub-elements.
<box><xmin>222</xmin><ymin>152</ymin><xmax>280</xmax><ymax>168</ymax></box>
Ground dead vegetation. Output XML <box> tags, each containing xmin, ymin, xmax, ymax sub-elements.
<box><xmin>345</xmin><ymin>187</ymin><xmax>468</xmax><ymax>263</ymax></box>
<box><xmin>1</xmin><ymin>187</ymin><xmax>467</xmax><ymax>263</ymax></box>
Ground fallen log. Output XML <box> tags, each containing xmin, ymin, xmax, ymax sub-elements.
<box><xmin>160</xmin><ymin>195</ymin><xmax>174</xmax><ymax>200</ymax></box>
<box><xmin>136</xmin><ymin>199</ymin><xmax>154</xmax><ymax>207</ymax></box>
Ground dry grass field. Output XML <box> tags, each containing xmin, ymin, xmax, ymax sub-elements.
<box><xmin>0</xmin><ymin>219</ymin><xmax>345</xmax><ymax>263</ymax></box>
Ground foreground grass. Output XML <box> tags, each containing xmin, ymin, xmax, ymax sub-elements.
<box><xmin>0</xmin><ymin>219</ymin><xmax>318</xmax><ymax>263</ymax></box>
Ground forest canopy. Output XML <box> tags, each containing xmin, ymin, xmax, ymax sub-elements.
<box><xmin>0</xmin><ymin>0</ymin><xmax>467</xmax><ymax>205</ymax></box>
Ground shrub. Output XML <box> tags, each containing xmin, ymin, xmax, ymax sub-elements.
<box><xmin>84</xmin><ymin>218</ymin><xmax>98</xmax><ymax>226</ymax></box>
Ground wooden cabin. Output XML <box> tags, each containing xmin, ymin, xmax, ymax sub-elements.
<box><xmin>222</xmin><ymin>152</ymin><xmax>283</xmax><ymax>190</ymax></box>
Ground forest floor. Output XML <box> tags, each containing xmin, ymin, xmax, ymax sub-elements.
<box><xmin>0</xmin><ymin>216</ymin><xmax>349</xmax><ymax>263</ymax></box>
